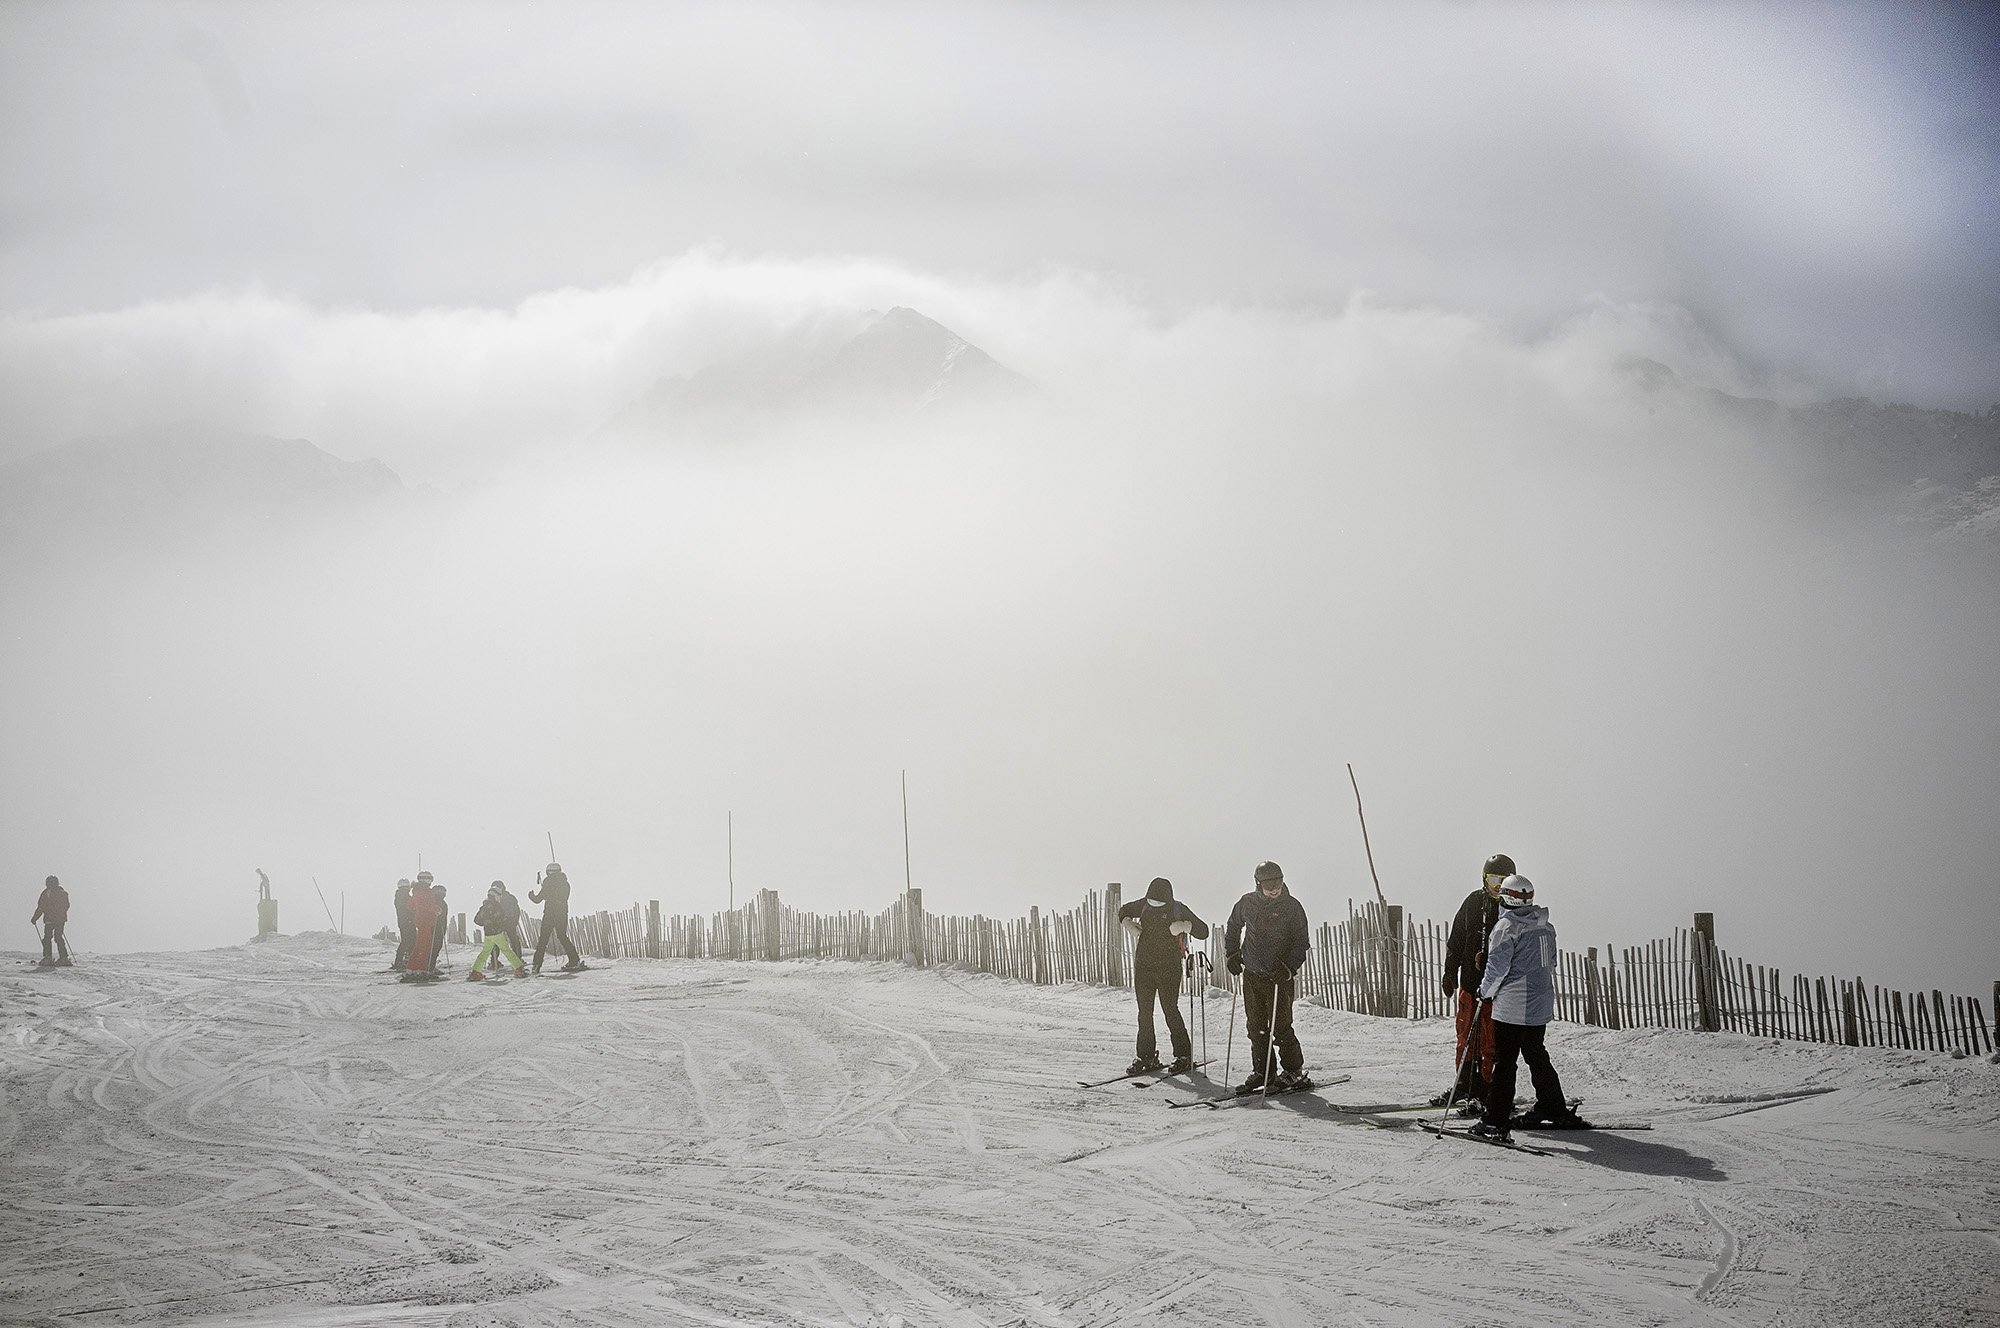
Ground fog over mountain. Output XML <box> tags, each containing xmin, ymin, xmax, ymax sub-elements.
<box><xmin>0</xmin><ymin>3</ymin><xmax>1994</xmax><ymax>995</ymax></box>
<box><xmin>1</xmin><ymin>270</ymin><xmax>1993</xmax><ymax>997</ymax></box>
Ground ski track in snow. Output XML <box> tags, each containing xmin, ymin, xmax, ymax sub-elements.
<box><xmin>1</xmin><ymin>937</ymin><xmax>1996</xmax><ymax>1327</ymax></box>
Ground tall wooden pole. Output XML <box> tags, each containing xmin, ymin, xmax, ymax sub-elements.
<box><xmin>901</xmin><ymin>770</ymin><xmax>913</xmax><ymax>894</ymax></box>
<box><xmin>727</xmin><ymin>812</ymin><xmax>734</xmax><ymax>912</ymax></box>
<box><xmin>1346</xmin><ymin>763</ymin><xmax>1388</xmax><ymax>907</ymax></box>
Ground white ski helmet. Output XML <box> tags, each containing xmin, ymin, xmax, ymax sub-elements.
<box><xmin>1498</xmin><ymin>874</ymin><xmax>1535</xmax><ymax>909</ymax></box>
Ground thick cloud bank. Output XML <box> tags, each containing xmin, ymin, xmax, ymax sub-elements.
<box><xmin>1</xmin><ymin>255</ymin><xmax>1994</xmax><ymax>993</ymax></box>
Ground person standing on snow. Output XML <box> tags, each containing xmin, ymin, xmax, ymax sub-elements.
<box><xmin>428</xmin><ymin>882</ymin><xmax>451</xmax><ymax>970</ymax></box>
<box><xmin>405</xmin><ymin>872</ymin><xmax>443</xmax><ymax>978</ymax></box>
<box><xmin>468</xmin><ymin>883</ymin><xmax>529</xmax><ymax>981</ymax></box>
<box><xmin>1435</xmin><ymin>852</ymin><xmax>1512</xmax><ymax>1107</ymax></box>
<box><xmin>1473</xmin><ymin>874</ymin><xmax>1588</xmax><ymax>1140</ymax></box>
<box><xmin>497</xmin><ymin>881</ymin><xmax>528</xmax><ymax>964</ymax></box>
<box><xmin>529</xmin><ymin>863</ymin><xmax>583</xmax><ymax>973</ymax></box>
<box><xmin>391</xmin><ymin>879</ymin><xmax>415</xmax><ymax>970</ymax></box>
<box><xmin>31</xmin><ymin>875</ymin><xmax>72</xmax><ymax>967</ymax></box>
<box><xmin>1224</xmin><ymin>862</ymin><xmax>1312</xmax><ymax>1093</ymax></box>
<box><xmin>1118</xmin><ymin>878</ymin><xmax>1210</xmax><ymax>1074</ymax></box>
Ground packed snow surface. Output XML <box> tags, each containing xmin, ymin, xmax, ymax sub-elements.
<box><xmin>2</xmin><ymin>935</ymin><xmax>1996</xmax><ymax>1327</ymax></box>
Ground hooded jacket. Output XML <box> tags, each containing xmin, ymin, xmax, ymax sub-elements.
<box><xmin>1224</xmin><ymin>884</ymin><xmax>1309</xmax><ymax>979</ymax></box>
<box><xmin>1117</xmin><ymin>896</ymin><xmax>1210</xmax><ymax>972</ymax></box>
<box><xmin>1477</xmin><ymin>903</ymin><xmax>1557</xmax><ymax>1026</ymax></box>
<box><xmin>32</xmin><ymin>883</ymin><xmax>69</xmax><ymax>926</ymax></box>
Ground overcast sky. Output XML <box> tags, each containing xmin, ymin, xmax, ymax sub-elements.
<box><xmin>2</xmin><ymin>2</ymin><xmax>1996</xmax><ymax>994</ymax></box>
<box><xmin>2</xmin><ymin>0</ymin><xmax>1995</xmax><ymax>412</ymax></box>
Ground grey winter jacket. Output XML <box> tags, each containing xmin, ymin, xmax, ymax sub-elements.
<box><xmin>1224</xmin><ymin>885</ymin><xmax>1309</xmax><ymax>979</ymax></box>
<box><xmin>1477</xmin><ymin>903</ymin><xmax>1557</xmax><ymax>1026</ymax></box>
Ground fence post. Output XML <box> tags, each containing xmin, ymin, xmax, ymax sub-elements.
<box><xmin>755</xmin><ymin>889</ymin><xmax>779</xmax><ymax>960</ymax></box>
<box><xmin>1383</xmin><ymin>904</ymin><xmax>1407</xmax><ymax>1018</ymax></box>
<box><xmin>1103</xmin><ymin>883</ymin><xmax>1123</xmax><ymax>989</ymax></box>
<box><xmin>646</xmin><ymin>900</ymin><xmax>661</xmax><ymax>959</ymax></box>
<box><xmin>1584</xmin><ymin>947</ymin><xmax>1603</xmax><ymax>1027</ymax></box>
<box><xmin>905</xmin><ymin>888</ymin><xmax>925</xmax><ymax>967</ymax></box>
<box><xmin>1030</xmin><ymin>905</ymin><xmax>1047</xmax><ymax>984</ymax></box>
<box><xmin>1692</xmin><ymin>913</ymin><xmax>1719</xmax><ymax>1032</ymax></box>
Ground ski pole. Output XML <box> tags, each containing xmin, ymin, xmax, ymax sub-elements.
<box><xmin>1198</xmin><ymin>954</ymin><xmax>1209</xmax><ymax>1067</ymax></box>
<box><xmin>1261</xmin><ymin>971</ymin><xmax>1282</xmax><ymax>1100</ymax></box>
<box><xmin>1223</xmin><ymin>974</ymin><xmax>1239</xmax><ymax>1086</ymax></box>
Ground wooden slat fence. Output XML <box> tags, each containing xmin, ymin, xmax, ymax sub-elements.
<box><xmin>489</xmin><ymin>886</ymin><xmax>1991</xmax><ymax>1057</ymax></box>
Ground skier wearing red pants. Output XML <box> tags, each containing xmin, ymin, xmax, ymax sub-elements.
<box><xmin>404</xmin><ymin>872</ymin><xmax>443</xmax><ymax>979</ymax></box>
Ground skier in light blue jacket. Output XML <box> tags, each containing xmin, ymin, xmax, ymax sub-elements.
<box><xmin>1473</xmin><ymin>875</ymin><xmax>1587</xmax><ymax>1140</ymax></box>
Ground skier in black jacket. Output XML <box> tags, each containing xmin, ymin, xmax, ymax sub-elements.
<box><xmin>391</xmin><ymin>879</ymin><xmax>414</xmax><ymax>970</ymax></box>
<box><xmin>1223</xmin><ymin>862</ymin><xmax>1312</xmax><ymax>1093</ymax></box>
<box><xmin>1118</xmin><ymin>878</ymin><xmax>1210</xmax><ymax>1074</ymax></box>
<box><xmin>529</xmin><ymin>863</ymin><xmax>583</xmax><ymax>973</ymax></box>
<box><xmin>1434</xmin><ymin>853</ymin><xmax>1512</xmax><ymax>1107</ymax></box>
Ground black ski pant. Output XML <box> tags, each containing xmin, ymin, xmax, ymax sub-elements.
<box><xmin>1483</xmin><ymin>1018</ymin><xmax>1567</xmax><ymax>1126</ymax></box>
<box><xmin>392</xmin><ymin>919</ymin><xmax>413</xmax><ymax>968</ymax></box>
<box><xmin>40</xmin><ymin>922</ymin><xmax>70</xmax><ymax>964</ymax></box>
<box><xmin>429</xmin><ymin>918</ymin><xmax>447</xmax><ymax>968</ymax></box>
<box><xmin>533</xmin><ymin>907</ymin><xmax>580</xmax><ymax>971</ymax></box>
<box><xmin>1134</xmin><ymin>963</ymin><xmax>1191</xmax><ymax>1063</ymax></box>
<box><xmin>1243</xmin><ymin>971</ymin><xmax>1303</xmax><ymax>1080</ymax></box>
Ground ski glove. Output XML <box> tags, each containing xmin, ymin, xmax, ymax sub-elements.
<box><xmin>1441</xmin><ymin>974</ymin><xmax>1456</xmax><ymax>997</ymax></box>
<box><xmin>1226</xmin><ymin>953</ymin><xmax>1243</xmax><ymax>976</ymax></box>
<box><xmin>1167</xmin><ymin>919</ymin><xmax>1193</xmax><ymax>937</ymax></box>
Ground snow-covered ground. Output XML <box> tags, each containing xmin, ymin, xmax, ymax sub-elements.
<box><xmin>3</xmin><ymin>934</ymin><xmax>1995</xmax><ymax>1328</ymax></box>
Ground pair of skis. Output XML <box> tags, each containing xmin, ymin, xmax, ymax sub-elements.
<box><xmin>1076</xmin><ymin>1059</ymin><xmax>1213</xmax><ymax>1089</ymax></box>
<box><xmin>1164</xmin><ymin>1072</ymin><xmax>1352</xmax><ymax>1110</ymax></box>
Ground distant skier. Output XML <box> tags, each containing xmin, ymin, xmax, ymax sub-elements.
<box><xmin>1473</xmin><ymin>874</ymin><xmax>1588</xmax><ymax>1140</ymax></box>
<box><xmin>404</xmin><ymin>872</ymin><xmax>443</xmax><ymax>978</ymax></box>
<box><xmin>1434</xmin><ymin>853</ymin><xmax>1511</xmax><ymax>1107</ymax></box>
<box><xmin>428</xmin><ymin>882</ymin><xmax>451</xmax><ymax>970</ymax></box>
<box><xmin>484</xmin><ymin>880</ymin><xmax>527</xmax><ymax>971</ymax></box>
<box><xmin>391</xmin><ymin>879</ymin><xmax>415</xmax><ymax>970</ymax></box>
<box><xmin>529</xmin><ymin>862</ymin><xmax>584</xmax><ymax>973</ymax></box>
<box><xmin>1117</xmin><ymin>878</ymin><xmax>1210</xmax><ymax>1074</ymax></box>
<box><xmin>31</xmin><ymin>875</ymin><xmax>72</xmax><ymax>968</ymax></box>
<box><xmin>468</xmin><ymin>883</ymin><xmax>529</xmax><ymax>981</ymax></box>
<box><xmin>1224</xmin><ymin>862</ymin><xmax>1311</xmax><ymax>1093</ymax></box>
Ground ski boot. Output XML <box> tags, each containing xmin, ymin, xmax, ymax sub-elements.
<box><xmin>1235</xmin><ymin>1071</ymin><xmax>1266</xmax><ymax>1096</ymax></box>
<box><xmin>467</xmin><ymin>969</ymin><xmax>487</xmax><ymax>981</ymax></box>
<box><xmin>35</xmin><ymin>958</ymin><xmax>55</xmax><ymax>968</ymax></box>
<box><xmin>1468</xmin><ymin>1119</ymin><xmax>1511</xmax><ymax>1143</ymax></box>
<box><xmin>561</xmin><ymin>960</ymin><xmax>587</xmax><ymax>972</ymax></box>
<box><xmin>1126</xmin><ymin>1056</ymin><xmax>1164</xmax><ymax>1076</ymax></box>
<box><xmin>1166</xmin><ymin>1055</ymin><xmax>1194</xmax><ymax>1074</ymax></box>
<box><xmin>513</xmin><ymin>967</ymin><xmax>530</xmax><ymax>978</ymax></box>
<box><xmin>56</xmin><ymin>958</ymin><xmax>73</xmax><ymax>967</ymax></box>
<box><xmin>1515</xmin><ymin>1104</ymin><xmax>1591</xmax><ymax>1130</ymax></box>
<box><xmin>1276</xmin><ymin>1070</ymin><xmax>1313</xmax><ymax>1092</ymax></box>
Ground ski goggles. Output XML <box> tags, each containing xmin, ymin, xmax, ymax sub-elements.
<box><xmin>1482</xmin><ymin>872</ymin><xmax>1508</xmax><ymax>894</ymax></box>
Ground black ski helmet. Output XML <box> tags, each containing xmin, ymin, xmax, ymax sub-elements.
<box><xmin>1254</xmin><ymin>861</ymin><xmax>1284</xmax><ymax>887</ymax></box>
<box><xmin>45</xmin><ymin>874</ymin><xmax>59</xmax><ymax>887</ymax></box>
<box><xmin>1482</xmin><ymin>853</ymin><xmax>1515</xmax><ymax>878</ymax></box>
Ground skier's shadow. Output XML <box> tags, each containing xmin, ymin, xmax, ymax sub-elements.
<box><xmin>1529</xmin><ymin>1131</ymin><xmax>1728</xmax><ymax>1181</ymax></box>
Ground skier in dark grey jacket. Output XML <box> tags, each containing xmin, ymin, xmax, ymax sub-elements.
<box><xmin>529</xmin><ymin>863</ymin><xmax>583</xmax><ymax>973</ymax></box>
<box><xmin>1223</xmin><ymin>862</ymin><xmax>1311</xmax><ymax>1093</ymax></box>
<box><xmin>1118</xmin><ymin>878</ymin><xmax>1210</xmax><ymax>1074</ymax></box>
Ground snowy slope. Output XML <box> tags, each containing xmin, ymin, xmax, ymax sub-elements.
<box><xmin>2</xmin><ymin>935</ymin><xmax>1995</xmax><ymax>1327</ymax></box>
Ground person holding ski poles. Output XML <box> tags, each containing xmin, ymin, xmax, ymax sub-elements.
<box><xmin>31</xmin><ymin>875</ymin><xmax>72</xmax><ymax>968</ymax></box>
<box><xmin>467</xmin><ymin>883</ymin><xmax>529</xmax><ymax>981</ymax></box>
<box><xmin>1473</xmin><ymin>874</ymin><xmax>1588</xmax><ymax>1141</ymax></box>
<box><xmin>1118</xmin><ymin>878</ymin><xmax>1210</xmax><ymax>1075</ymax></box>
<box><xmin>1434</xmin><ymin>853</ymin><xmax>1511</xmax><ymax>1108</ymax></box>
<box><xmin>391</xmin><ymin>879</ymin><xmax>415</xmax><ymax>970</ymax></box>
<box><xmin>1223</xmin><ymin>862</ymin><xmax>1311</xmax><ymax>1094</ymax></box>
<box><xmin>529</xmin><ymin>863</ymin><xmax>583</xmax><ymax>973</ymax></box>
<box><xmin>428</xmin><ymin>882</ymin><xmax>451</xmax><ymax>970</ymax></box>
